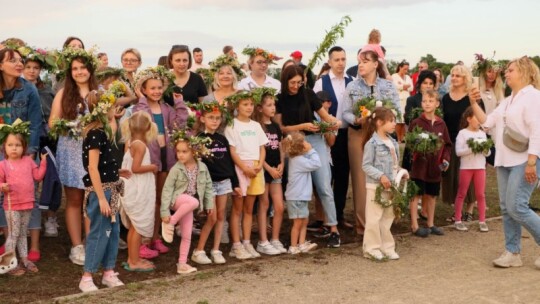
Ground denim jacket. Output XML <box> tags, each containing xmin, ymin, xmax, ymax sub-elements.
<box><xmin>362</xmin><ymin>132</ymin><xmax>400</xmax><ymax>184</ymax></box>
<box><xmin>343</xmin><ymin>76</ymin><xmax>401</xmax><ymax>126</ymax></box>
<box><xmin>2</xmin><ymin>78</ymin><xmax>43</xmax><ymax>153</ymax></box>
<box><xmin>160</xmin><ymin>160</ymin><xmax>214</xmax><ymax>218</ymax></box>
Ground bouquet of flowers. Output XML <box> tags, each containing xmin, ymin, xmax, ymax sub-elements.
<box><xmin>108</xmin><ymin>80</ymin><xmax>128</xmax><ymax>98</ymax></box>
<box><xmin>466</xmin><ymin>137</ymin><xmax>493</xmax><ymax>154</ymax></box>
<box><xmin>49</xmin><ymin>117</ymin><xmax>82</xmax><ymax>140</ymax></box>
<box><xmin>404</xmin><ymin>126</ymin><xmax>442</xmax><ymax>155</ymax></box>
<box><xmin>407</xmin><ymin>107</ymin><xmax>444</xmax><ymax>122</ymax></box>
<box><xmin>312</xmin><ymin>120</ymin><xmax>336</xmax><ymax>134</ymax></box>
<box><xmin>352</xmin><ymin>96</ymin><xmax>401</xmax><ymax>121</ymax></box>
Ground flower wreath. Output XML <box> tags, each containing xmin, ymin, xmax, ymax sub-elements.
<box><xmin>242</xmin><ymin>46</ymin><xmax>280</xmax><ymax>65</ymax></box>
<box><xmin>209</xmin><ymin>55</ymin><xmax>245</xmax><ymax>79</ymax></box>
<box><xmin>186</xmin><ymin>100</ymin><xmax>233</xmax><ymax>127</ymax></box>
<box><xmin>6</xmin><ymin>45</ymin><xmax>58</xmax><ymax>73</ymax></box>
<box><xmin>0</xmin><ymin>119</ymin><xmax>30</xmax><ymax>145</ymax></box>
<box><xmin>169</xmin><ymin>128</ymin><xmax>213</xmax><ymax>160</ymax></box>
<box><xmin>471</xmin><ymin>52</ymin><xmax>500</xmax><ymax>77</ymax></box>
<box><xmin>58</xmin><ymin>46</ymin><xmax>100</xmax><ymax>74</ymax></box>
<box><xmin>80</xmin><ymin>89</ymin><xmax>117</xmax><ymax>140</ymax></box>
<box><xmin>134</xmin><ymin>66</ymin><xmax>175</xmax><ymax>96</ymax></box>
<box><xmin>223</xmin><ymin>90</ymin><xmax>254</xmax><ymax>109</ymax></box>
<box><xmin>96</xmin><ymin>67</ymin><xmax>126</xmax><ymax>83</ymax></box>
<box><xmin>250</xmin><ymin>87</ymin><xmax>277</xmax><ymax>106</ymax></box>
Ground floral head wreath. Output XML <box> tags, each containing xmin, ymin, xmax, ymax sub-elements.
<box><xmin>250</xmin><ymin>87</ymin><xmax>277</xmax><ymax>106</ymax></box>
<box><xmin>209</xmin><ymin>55</ymin><xmax>245</xmax><ymax>79</ymax></box>
<box><xmin>134</xmin><ymin>66</ymin><xmax>175</xmax><ymax>90</ymax></box>
<box><xmin>0</xmin><ymin>119</ymin><xmax>30</xmax><ymax>145</ymax></box>
<box><xmin>96</xmin><ymin>67</ymin><xmax>126</xmax><ymax>82</ymax></box>
<box><xmin>58</xmin><ymin>46</ymin><xmax>100</xmax><ymax>74</ymax></box>
<box><xmin>170</xmin><ymin>128</ymin><xmax>213</xmax><ymax>160</ymax></box>
<box><xmin>186</xmin><ymin>100</ymin><xmax>233</xmax><ymax>127</ymax></box>
<box><xmin>472</xmin><ymin>52</ymin><xmax>500</xmax><ymax>77</ymax></box>
<box><xmin>6</xmin><ymin>45</ymin><xmax>58</xmax><ymax>73</ymax></box>
<box><xmin>224</xmin><ymin>90</ymin><xmax>253</xmax><ymax>107</ymax></box>
<box><xmin>80</xmin><ymin>88</ymin><xmax>117</xmax><ymax>139</ymax></box>
<box><xmin>242</xmin><ymin>46</ymin><xmax>281</xmax><ymax>65</ymax></box>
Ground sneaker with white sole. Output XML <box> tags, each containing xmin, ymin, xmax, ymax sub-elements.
<box><xmin>299</xmin><ymin>241</ymin><xmax>317</xmax><ymax>253</ymax></box>
<box><xmin>288</xmin><ymin>246</ymin><xmax>301</xmax><ymax>254</ymax></box>
<box><xmin>364</xmin><ymin>250</ymin><xmax>385</xmax><ymax>261</ymax></box>
<box><xmin>210</xmin><ymin>250</ymin><xmax>226</xmax><ymax>264</ymax></box>
<box><xmin>191</xmin><ymin>250</ymin><xmax>212</xmax><ymax>265</ymax></box>
<box><xmin>118</xmin><ymin>238</ymin><xmax>128</xmax><ymax>250</ymax></box>
<box><xmin>270</xmin><ymin>240</ymin><xmax>287</xmax><ymax>254</ymax></box>
<box><xmin>161</xmin><ymin>222</ymin><xmax>175</xmax><ymax>243</ymax></box>
<box><xmin>101</xmin><ymin>272</ymin><xmax>124</xmax><ymax>288</ymax></box>
<box><xmin>454</xmin><ymin>222</ymin><xmax>468</xmax><ymax>231</ymax></box>
<box><xmin>243</xmin><ymin>243</ymin><xmax>261</xmax><ymax>258</ymax></box>
<box><xmin>79</xmin><ymin>277</ymin><xmax>98</xmax><ymax>293</ymax></box>
<box><xmin>44</xmin><ymin>217</ymin><xmax>59</xmax><ymax>237</ymax></box>
<box><xmin>177</xmin><ymin>263</ymin><xmax>197</xmax><ymax>274</ymax></box>
<box><xmin>493</xmin><ymin>251</ymin><xmax>523</xmax><ymax>268</ymax></box>
<box><xmin>256</xmin><ymin>241</ymin><xmax>281</xmax><ymax>255</ymax></box>
<box><xmin>69</xmin><ymin>244</ymin><xmax>85</xmax><ymax>266</ymax></box>
<box><xmin>479</xmin><ymin>222</ymin><xmax>489</xmax><ymax>232</ymax></box>
<box><xmin>384</xmin><ymin>251</ymin><xmax>400</xmax><ymax>260</ymax></box>
<box><xmin>229</xmin><ymin>245</ymin><xmax>252</xmax><ymax>260</ymax></box>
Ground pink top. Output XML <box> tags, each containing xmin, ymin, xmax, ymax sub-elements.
<box><xmin>0</xmin><ymin>156</ymin><xmax>47</xmax><ymax>211</ymax></box>
<box><xmin>361</xmin><ymin>44</ymin><xmax>385</xmax><ymax>61</ymax></box>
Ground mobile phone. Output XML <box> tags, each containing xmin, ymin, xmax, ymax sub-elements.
<box><xmin>472</xmin><ymin>76</ymin><xmax>479</xmax><ymax>89</ymax></box>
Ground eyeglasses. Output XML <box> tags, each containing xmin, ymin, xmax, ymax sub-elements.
<box><xmin>289</xmin><ymin>81</ymin><xmax>304</xmax><ymax>87</ymax></box>
<box><xmin>122</xmin><ymin>59</ymin><xmax>139</xmax><ymax>64</ymax></box>
<box><xmin>255</xmin><ymin>60</ymin><xmax>268</xmax><ymax>65</ymax></box>
<box><xmin>4</xmin><ymin>58</ymin><xmax>24</xmax><ymax>64</ymax></box>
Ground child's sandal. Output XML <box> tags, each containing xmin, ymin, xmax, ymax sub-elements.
<box><xmin>8</xmin><ymin>265</ymin><xmax>25</xmax><ymax>276</ymax></box>
<box><xmin>24</xmin><ymin>261</ymin><xmax>38</xmax><ymax>273</ymax></box>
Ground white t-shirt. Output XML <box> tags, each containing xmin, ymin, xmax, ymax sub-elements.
<box><xmin>455</xmin><ymin>128</ymin><xmax>489</xmax><ymax>169</ymax></box>
<box><xmin>238</xmin><ymin>75</ymin><xmax>281</xmax><ymax>92</ymax></box>
<box><xmin>224</xmin><ymin>118</ymin><xmax>269</xmax><ymax>161</ymax></box>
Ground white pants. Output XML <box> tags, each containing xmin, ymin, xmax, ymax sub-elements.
<box><xmin>363</xmin><ymin>185</ymin><xmax>396</xmax><ymax>255</ymax></box>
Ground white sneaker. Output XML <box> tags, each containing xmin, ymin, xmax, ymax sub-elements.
<box><xmin>191</xmin><ymin>250</ymin><xmax>212</xmax><ymax>265</ymax></box>
<box><xmin>177</xmin><ymin>263</ymin><xmax>197</xmax><ymax>274</ymax></box>
<box><xmin>454</xmin><ymin>222</ymin><xmax>468</xmax><ymax>231</ymax></box>
<box><xmin>493</xmin><ymin>251</ymin><xmax>523</xmax><ymax>268</ymax></box>
<box><xmin>384</xmin><ymin>251</ymin><xmax>400</xmax><ymax>260</ymax></box>
<box><xmin>101</xmin><ymin>272</ymin><xmax>124</xmax><ymax>288</ymax></box>
<box><xmin>479</xmin><ymin>222</ymin><xmax>489</xmax><ymax>232</ymax></box>
<box><xmin>118</xmin><ymin>238</ymin><xmax>128</xmax><ymax>250</ymax></box>
<box><xmin>243</xmin><ymin>243</ymin><xmax>261</xmax><ymax>258</ymax></box>
<box><xmin>257</xmin><ymin>241</ymin><xmax>281</xmax><ymax>255</ymax></box>
<box><xmin>79</xmin><ymin>277</ymin><xmax>98</xmax><ymax>293</ymax></box>
<box><xmin>299</xmin><ymin>241</ymin><xmax>318</xmax><ymax>253</ymax></box>
<box><xmin>364</xmin><ymin>250</ymin><xmax>385</xmax><ymax>261</ymax></box>
<box><xmin>270</xmin><ymin>240</ymin><xmax>287</xmax><ymax>254</ymax></box>
<box><xmin>229</xmin><ymin>245</ymin><xmax>252</xmax><ymax>260</ymax></box>
<box><xmin>220</xmin><ymin>221</ymin><xmax>230</xmax><ymax>244</ymax></box>
<box><xmin>288</xmin><ymin>246</ymin><xmax>301</xmax><ymax>255</ymax></box>
<box><xmin>44</xmin><ymin>217</ymin><xmax>59</xmax><ymax>237</ymax></box>
<box><xmin>70</xmin><ymin>245</ymin><xmax>85</xmax><ymax>266</ymax></box>
<box><xmin>210</xmin><ymin>250</ymin><xmax>226</xmax><ymax>264</ymax></box>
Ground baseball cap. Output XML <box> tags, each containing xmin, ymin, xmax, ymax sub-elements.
<box><xmin>290</xmin><ymin>51</ymin><xmax>303</xmax><ymax>58</ymax></box>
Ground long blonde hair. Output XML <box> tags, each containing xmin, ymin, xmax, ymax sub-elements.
<box><xmin>508</xmin><ymin>56</ymin><xmax>540</xmax><ymax>90</ymax></box>
<box><xmin>120</xmin><ymin>111</ymin><xmax>157</xmax><ymax>144</ymax></box>
<box><xmin>449</xmin><ymin>65</ymin><xmax>473</xmax><ymax>93</ymax></box>
<box><xmin>479</xmin><ymin>69</ymin><xmax>505</xmax><ymax>101</ymax></box>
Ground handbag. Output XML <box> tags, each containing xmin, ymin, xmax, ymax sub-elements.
<box><xmin>502</xmin><ymin>125</ymin><xmax>529</xmax><ymax>153</ymax></box>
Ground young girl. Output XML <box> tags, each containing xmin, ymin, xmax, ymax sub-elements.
<box><xmin>252</xmin><ymin>88</ymin><xmax>287</xmax><ymax>255</ymax></box>
<box><xmin>120</xmin><ymin>111</ymin><xmax>158</xmax><ymax>271</ymax></box>
<box><xmin>160</xmin><ymin>132</ymin><xmax>214</xmax><ymax>274</ymax></box>
<box><xmin>133</xmin><ymin>66</ymin><xmax>187</xmax><ymax>257</ymax></box>
<box><xmin>0</xmin><ymin>121</ymin><xmax>47</xmax><ymax>275</ymax></box>
<box><xmin>283</xmin><ymin>132</ymin><xmax>321</xmax><ymax>254</ymax></box>
<box><xmin>224</xmin><ymin>91</ymin><xmax>269</xmax><ymax>260</ymax></box>
<box><xmin>408</xmin><ymin>90</ymin><xmax>452</xmax><ymax>237</ymax></box>
<box><xmin>361</xmin><ymin>108</ymin><xmax>404</xmax><ymax>260</ymax></box>
<box><xmin>79</xmin><ymin>90</ymin><xmax>124</xmax><ymax>292</ymax></box>
<box><xmin>191</xmin><ymin>102</ymin><xmax>240</xmax><ymax>265</ymax></box>
<box><xmin>454</xmin><ymin>107</ymin><xmax>489</xmax><ymax>232</ymax></box>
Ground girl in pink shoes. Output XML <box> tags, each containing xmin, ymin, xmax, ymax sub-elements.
<box><xmin>120</xmin><ymin>111</ymin><xmax>158</xmax><ymax>271</ymax></box>
<box><xmin>453</xmin><ymin>107</ymin><xmax>490</xmax><ymax>232</ymax></box>
<box><xmin>0</xmin><ymin>121</ymin><xmax>47</xmax><ymax>275</ymax></box>
<box><xmin>133</xmin><ymin>66</ymin><xmax>187</xmax><ymax>258</ymax></box>
<box><xmin>160</xmin><ymin>131</ymin><xmax>214</xmax><ymax>274</ymax></box>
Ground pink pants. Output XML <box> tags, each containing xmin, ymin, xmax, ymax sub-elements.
<box><xmin>170</xmin><ymin>194</ymin><xmax>199</xmax><ymax>264</ymax></box>
<box><xmin>454</xmin><ymin>169</ymin><xmax>486</xmax><ymax>222</ymax></box>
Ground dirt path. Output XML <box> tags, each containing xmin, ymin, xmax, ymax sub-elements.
<box><xmin>56</xmin><ymin>218</ymin><xmax>540</xmax><ymax>304</ymax></box>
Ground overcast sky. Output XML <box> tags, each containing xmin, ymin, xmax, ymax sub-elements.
<box><xmin>3</xmin><ymin>0</ymin><xmax>539</xmax><ymax>72</ymax></box>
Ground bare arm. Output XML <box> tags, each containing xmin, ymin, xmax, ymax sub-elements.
<box><xmin>469</xmin><ymin>88</ymin><xmax>487</xmax><ymax>123</ymax></box>
<box><xmin>48</xmin><ymin>88</ymin><xmax>64</xmax><ymax>129</ymax></box>
<box><xmin>130</xmin><ymin>142</ymin><xmax>158</xmax><ymax>174</ymax></box>
<box><xmin>274</xmin><ymin>113</ymin><xmax>318</xmax><ymax>134</ymax></box>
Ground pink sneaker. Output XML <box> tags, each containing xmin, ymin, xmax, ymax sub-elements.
<box><xmin>151</xmin><ymin>240</ymin><xmax>170</xmax><ymax>254</ymax></box>
<box><xmin>139</xmin><ymin>244</ymin><xmax>159</xmax><ymax>259</ymax></box>
<box><xmin>28</xmin><ymin>250</ymin><xmax>41</xmax><ymax>262</ymax></box>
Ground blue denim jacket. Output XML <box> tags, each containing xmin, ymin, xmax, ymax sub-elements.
<box><xmin>2</xmin><ymin>78</ymin><xmax>43</xmax><ymax>154</ymax></box>
<box><xmin>343</xmin><ymin>76</ymin><xmax>401</xmax><ymax>126</ymax></box>
<box><xmin>362</xmin><ymin>132</ymin><xmax>400</xmax><ymax>184</ymax></box>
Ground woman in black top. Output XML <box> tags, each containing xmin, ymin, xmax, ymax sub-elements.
<box><xmin>274</xmin><ymin>65</ymin><xmax>342</xmax><ymax>248</ymax></box>
<box><xmin>166</xmin><ymin>45</ymin><xmax>207</xmax><ymax>105</ymax></box>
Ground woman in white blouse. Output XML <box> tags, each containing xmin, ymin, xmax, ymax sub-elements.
<box><xmin>391</xmin><ymin>61</ymin><xmax>413</xmax><ymax>142</ymax></box>
<box><xmin>469</xmin><ymin>56</ymin><xmax>540</xmax><ymax>269</ymax></box>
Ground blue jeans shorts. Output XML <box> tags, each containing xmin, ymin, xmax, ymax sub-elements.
<box><xmin>286</xmin><ymin>200</ymin><xmax>309</xmax><ymax>219</ymax></box>
<box><xmin>212</xmin><ymin>179</ymin><xmax>233</xmax><ymax>196</ymax></box>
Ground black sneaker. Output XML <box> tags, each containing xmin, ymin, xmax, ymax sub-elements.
<box><xmin>307</xmin><ymin>221</ymin><xmax>324</xmax><ymax>232</ymax></box>
<box><xmin>313</xmin><ymin>226</ymin><xmax>331</xmax><ymax>238</ymax></box>
<box><xmin>327</xmin><ymin>232</ymin><xmax>341</xmax><ymax>248</ymax></box>
<box><xmin>429</xmin><ymin>226</ymin><xmax>444</xmax><ymax>236</ymax></box>
<box><xmin>464</xmin><ymin>212</ymin><xmax>473</xmax><ymax>222</ymax></box>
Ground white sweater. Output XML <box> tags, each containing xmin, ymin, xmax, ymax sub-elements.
<box><xmin>455</xmin><ymin>128</ymin><xmax>490</xmax><ymax>170</ymax></box>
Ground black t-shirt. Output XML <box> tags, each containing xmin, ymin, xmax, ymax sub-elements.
<box><xmin>165</xmin><ymin>71</ymin><xmax>208</xmax><ymax>106</ymax></box>
<box><xmin>264</xmin><ymin>121</ymin><xmax>282</xmax><ymax>167</ymax></box>
<box><xmin>199</xmin><ymin>132</ymin><xmax>239</xmax><ymax>188</ymax></box>
<box><xmin>276</xmin><ymin>88</ymin><xmax>322</xmax><ymax>135</ymax></box>
<box><xmin>441</xmin><ymin>94</ymin><xmax>484</xmax><ymax>143</ymax></box>
<box><xmin>82</xmin><ymin>128</ymin><xmax>119</xmax><ymax>187</ymax></box>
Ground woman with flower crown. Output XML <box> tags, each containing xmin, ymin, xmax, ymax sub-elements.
<box><xmin>238</xmin><ymin>46</ymin><xmax>281</xmax><ymax>92</ymax></box>
<box><xmin>202</xmin><ymin>55</ymin><xmax>243</xmax><ymax>106</ymax></box>
<box><xmin>49</xmin><ymin>47</ymin><xmax>99</xmax><ymax>266</ymax></box>
<box><xmin>132</xmin><ymin>66</ymin><xmax>188</xmax><ymax>257</ymax></box>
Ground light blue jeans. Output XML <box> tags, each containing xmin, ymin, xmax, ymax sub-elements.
<box><xmin>497</xmin><ymin>162</ymin><xmax>540</xmax><ymax>253</ymax></box>
<box><xmin>84</xmin><ymin>190</ymin><xmax>119</xmax><ymax>273</ymax></box>
<box><xmin>306</xmin><ymin>134</ymin><xmax>337</xmax><ymax>226</ymax></box>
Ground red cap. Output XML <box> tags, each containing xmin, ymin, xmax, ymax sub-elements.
<box><xmin>290</xmin><ymin>51</ymin><xmax>302</xmax><ymax>58</ymax></box>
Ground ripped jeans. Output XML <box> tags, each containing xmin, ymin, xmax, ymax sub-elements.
<box><xmin>84</xmin><ymin>190</ymin><xmax>119</xmax><ymax>273</ymax></box>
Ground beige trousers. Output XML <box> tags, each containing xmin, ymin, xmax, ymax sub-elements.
<box><xmin>348</xmin><ymin>127</ymin><xmax>367</xmax><ymax>235</ymax></box>
<box><xmin>362</xmin><ymin>185</ymin><xmax>396</xmax><ymax>255</ymax></box>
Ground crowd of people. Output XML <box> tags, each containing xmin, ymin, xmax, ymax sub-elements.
<box><xmin>0</xmin><ymin>30</ymin><xmax>540</xmax><ymax>294</ymax></box>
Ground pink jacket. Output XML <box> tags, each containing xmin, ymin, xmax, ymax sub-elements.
<box><xmin>0</xmin><ymin>156</ymin><xmax>47</xmax><ymax>211</ymax></box>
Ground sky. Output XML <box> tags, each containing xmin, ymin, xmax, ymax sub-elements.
<box><xmin>3</xmin><ymin>0</ymin><xmax>540</xmax><ymax>73</ymax></box>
